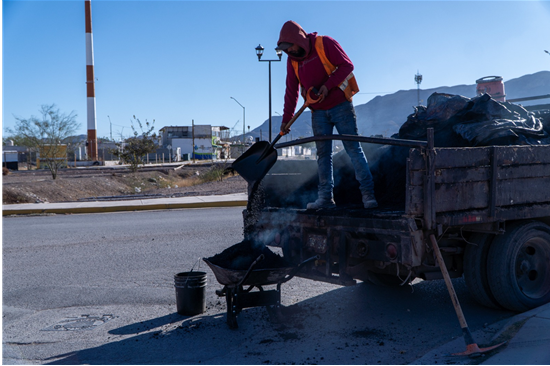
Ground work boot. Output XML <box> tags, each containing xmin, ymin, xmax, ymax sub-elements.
<box><xmin>362</xmin><ymin>192</ymin><xmax>378</xmax><ymax>209</ymax></box>
<box><xmin>306</xmin><ymin>198</ymin><xmax>336</xmax><ymax>210</ymax></box>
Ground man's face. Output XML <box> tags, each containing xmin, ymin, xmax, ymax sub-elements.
<box><xmin>286</xmin><ymin>43</ymin><xmax>306</xmax><ymax>58</ymax></box>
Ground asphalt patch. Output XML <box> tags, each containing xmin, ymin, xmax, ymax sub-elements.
<box><xmin>41</xmin><ymin>314</ymin><xmax>115</xmax><ymax>331</ymax></box>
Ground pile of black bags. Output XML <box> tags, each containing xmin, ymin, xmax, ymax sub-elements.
<box><xmin>365</xmin><ymin>93</ymin><xmax>550</xmax><ymax>206</ymax></box>
<box><xmin>398</xmin><ymin>92</ymin><xmax>550</xmax><ymax>146</ymax></box>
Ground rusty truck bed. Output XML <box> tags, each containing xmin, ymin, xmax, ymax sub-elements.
<box><xmin>406</xmin><ymin>144</ymin><xmax>550</xmax><ymax>229</ymax></box>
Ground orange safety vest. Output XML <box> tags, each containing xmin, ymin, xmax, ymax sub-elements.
<box><xmin>291</xmin><ymin>36</ymin><xmax>359</xmax><ymax>102</ymax></box>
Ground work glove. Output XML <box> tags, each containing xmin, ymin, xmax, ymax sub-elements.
<box><xmin>280</xmin><ymin>122</ymin><xmax>291</xmax><ymax>135</ymax></box>
<box><xmin>316</xmin><ymin>85</ymin><xmax>328</xmax><ymax>102</ymax></box>
<box><xmin>302</xmin><ymin>85</ymin><xmax>327</xmax><ymax>103</ymax></box>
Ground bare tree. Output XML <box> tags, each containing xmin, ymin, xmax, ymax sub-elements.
<box><xmin>7</xmin><ymin>104</ymin><xmax>80</xmax><ymax>179</ymax></box>
<box><xmin>111</xmin><ymin>116</ymin><xmax>157</xmax><ymax>172</ymax></box>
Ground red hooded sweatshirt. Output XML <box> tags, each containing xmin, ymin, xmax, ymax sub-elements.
<box><xmin>277</xmin><ymin>21</ymin><xmax>355</xmax><ymax>126</ymax></box>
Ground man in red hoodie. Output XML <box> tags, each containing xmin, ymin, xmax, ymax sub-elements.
<box><xmin>277</xmin><ymin>20</ymin><xmax>377</xmax><ymax>209</ymax></box>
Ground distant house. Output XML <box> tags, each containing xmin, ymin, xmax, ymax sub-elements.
<box><xmin>158</xmin><ymin>125</ymin><xmax>230</xmax><ymax>160</ymax></box>
<box><xmin>2</xmin><ymin>150</ymin><xmax>19</xmax><ymax>170</ymax></box>
<box><xmin>2</xmin><ymin>143</ymin><xmax>33</xmax><ymax>170</ymax></box>
<box><xmin>277</xmin><ymin>145</ymin><xmax>313</xmax><ymax>158</ymax></box>
<box><xmin>36</xmin><ymin>144</ymin><xmax>68</xmax><ymax>169</ymax></box>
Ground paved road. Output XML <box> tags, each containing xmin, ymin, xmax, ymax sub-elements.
<box><xmin>3</xmin><ymin>208</ymin><xmax>516</xmax><ymax>364</ymax></box>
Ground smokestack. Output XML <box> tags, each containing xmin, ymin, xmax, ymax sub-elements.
<box><xmin>85</xmin><ymin>0</ymin><xmax>98</xmax><ymax>160</ymax></box>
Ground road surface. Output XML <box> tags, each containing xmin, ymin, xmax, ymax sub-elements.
<box><xmin>3</xmin><ymin>208</ymin><xmax>515</xmax><ymax>364</ymax></box>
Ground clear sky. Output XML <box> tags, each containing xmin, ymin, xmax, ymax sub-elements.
<box><xmin>3</xmin><ymin>0</ymin><xmax>550</xmax><ymax>141</ymax></box>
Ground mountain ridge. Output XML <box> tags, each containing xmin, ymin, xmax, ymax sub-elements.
<box><xmin>247</xmin><ymin>70</ymin><xmax>550</xmax><ymax>140</ymax></box>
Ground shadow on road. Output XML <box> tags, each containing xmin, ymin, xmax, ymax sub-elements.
<box><xmin>107</xmin><ymin>313</ymin><xmax>186</xmax><ymax>336</ymax></box>
<box><xmin>43</xmin><ymin>278</ymin><xmax>514</xmax><ymax>365</ymax></box>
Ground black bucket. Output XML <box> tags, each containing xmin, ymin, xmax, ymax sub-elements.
<box><xmin>174</xmin><ymin>271</ymin><xmax>207</xmax><ymax>316</ymax></box>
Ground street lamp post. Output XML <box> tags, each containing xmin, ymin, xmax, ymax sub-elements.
<box><xmin>256</xmin><ymin>44</ymin><xmax>282</xmax><ymax>141</ymax></box>
<box><xmin>230</xmin><ymin>97</ymin><xmax>245</xmax><ymax>152</ymax></box>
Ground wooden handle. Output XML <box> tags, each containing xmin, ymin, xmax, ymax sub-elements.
<box><xmin>281</xmin><ymin>87</ymin><xmax>321</xmax><ymax>135</ymax></box>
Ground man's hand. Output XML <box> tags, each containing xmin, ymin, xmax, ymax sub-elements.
<box><xmin>280</xmin><ymin>122</ymin><xmax>291</xmax><ymax>135</ymax></box>
<box><xmin>316</xmin><ymin>85</ymin><xmax>329</xmax><ymax>102</ymax></box>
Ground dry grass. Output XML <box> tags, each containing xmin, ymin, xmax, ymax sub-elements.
<box><xmin>2</xmin><ymin>163</ymin><xmax>246</xmax><ymax>204</ymax></box>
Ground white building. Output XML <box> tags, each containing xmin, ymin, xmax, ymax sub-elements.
<box><xmin>159</xmin><ymin>125</ymin><xmax>230</xmax><ymax>160</ymax></box>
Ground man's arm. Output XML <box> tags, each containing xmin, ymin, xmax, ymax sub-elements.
<box><xmin>321</xmin><ymin>36</ymin><xmax>354</xmax><ymax>92</ymax></box>
<box><xmin>281</xmin><ymin>59</ymin><xmax>300</xmax><ymax>133</ymax></box>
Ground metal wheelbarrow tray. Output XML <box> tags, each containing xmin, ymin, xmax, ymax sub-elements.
<box><xmin>203</xmin><ymin>252</ymin><xmax>317</xmax><ymax>329</ymax></box>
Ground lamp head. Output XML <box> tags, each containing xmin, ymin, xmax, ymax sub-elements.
<box><xmin>255</xmin><ymin>44</ymin><xmax>264</xmax><ymax>60</ymax></box>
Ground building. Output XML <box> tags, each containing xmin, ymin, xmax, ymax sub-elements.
<box><xmin>159</xmin><ymin>125</ymin><xmax>230</xmax><ymax>160</ymax></box>
<box><xmin>278</xmin><ymin>145</ymin><xmax>313</xmax><ymax>158</ymax></box>
<box><xmin>36</xmin><ymin>144</ymin><xmax>68</xmax><ymax>169</ymax></box>
<box><xmin>2</xmin><ymin>150</ymin><xmax>19</xmax><ymax>170</ymax></box>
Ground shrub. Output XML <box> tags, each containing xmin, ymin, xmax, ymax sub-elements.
<box><xmin>199</xmin><ymin>165</ymin><xmax>227</xmax><ymax>183</ymax></box>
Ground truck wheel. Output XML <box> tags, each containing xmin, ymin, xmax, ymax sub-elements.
<box><xmin>487</xmin><ymin>221</ymin><xmax>550</xmax><ymax>312</ymax></box>
<box><xmin>463</xmin><ymin>233</ymin><xmax>501</xmax><ymax>309</ymax></box>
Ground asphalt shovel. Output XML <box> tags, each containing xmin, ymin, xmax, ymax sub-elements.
<box><xmin>231</xmin><ymin>87</ymin><xmax>320</xmax><ymax>184</ymax></box>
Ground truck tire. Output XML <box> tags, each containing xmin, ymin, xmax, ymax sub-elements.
<box><xmin>463</xmin><ymin>233</ymin><xmax>501</xmax><ymax>309</ymax></box>
<box><xmin>487</xmin><ymin>221</ymin><xmax>550</xmax><ymax>312</ymax></box>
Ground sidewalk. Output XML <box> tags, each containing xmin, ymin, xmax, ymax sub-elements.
<box><xmin>2</xmin><ymin>192</ymin><xmax>248</xmax><ymax>216</ymax></box>
<box><xmin>411</xmin><ymin>302</ymin><xmax>550</xmax><ymax>365</ymax></box>
<box><xmin>480</xmin><ymin>303</ymin><xmax>550</xmax><ymax>365</ymax></box>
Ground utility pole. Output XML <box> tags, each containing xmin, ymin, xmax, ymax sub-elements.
<box><xmin>230</xmin><ymin>97</ymin><xmax>245</xmax><ymax>153</ymax></box>
<box><xmin>192</xmin><ymin>119</ymin><xmax>195</xmax><ymax>163</ymax></box>
<box><xmin>108</xmin><ymin>115</ymin><xmax>112</xmax><ymax>141</ymax></box>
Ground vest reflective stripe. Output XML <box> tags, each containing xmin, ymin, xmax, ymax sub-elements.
<box><xmin>291</xmin><ymin>36</ymin><xmax>359</xmax><ymax>102</ymax></box>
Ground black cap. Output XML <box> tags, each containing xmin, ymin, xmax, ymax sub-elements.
<box><xmin>277</xmin><ymin>42</ymin><xmax>293</xmax><ymax>50</ymax></box>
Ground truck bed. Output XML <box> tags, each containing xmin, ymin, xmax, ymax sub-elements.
<box><xmin>259</xmin><ymin>144</ymin><xmax>550</xmax><ymax>226</ymax></box>
<box><xmin>407</xmin><ymin>144</ymin><xmax>550</xmax><ymax>228</ymax></box>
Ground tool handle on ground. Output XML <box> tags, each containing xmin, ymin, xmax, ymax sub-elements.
<box><xmin>429</xmin><ymin>234</ymin><xmax>468</xmax><ymax>329</ymax></box>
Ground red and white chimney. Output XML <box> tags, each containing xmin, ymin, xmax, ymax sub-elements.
<box><xmin>85</xmin><ymin>0</ymin><xmax>98</xmax><ymax>160</ymax></box>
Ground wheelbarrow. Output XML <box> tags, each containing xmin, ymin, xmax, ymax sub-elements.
<box><xmin>203</xmin><ymin>253</ymin><xmax>318</xmax><ymax>329</ymax></box>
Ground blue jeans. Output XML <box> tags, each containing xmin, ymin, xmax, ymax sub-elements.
<box><xmin>311</xmin><ymin>101</ymin><xmax>375</xmax><ymax>200</ymax></box>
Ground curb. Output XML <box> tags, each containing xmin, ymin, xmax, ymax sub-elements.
<box><xmin>2</xmin><ymin>195</ymin><xmax>248</xmax><ymax>216</ymax></box>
